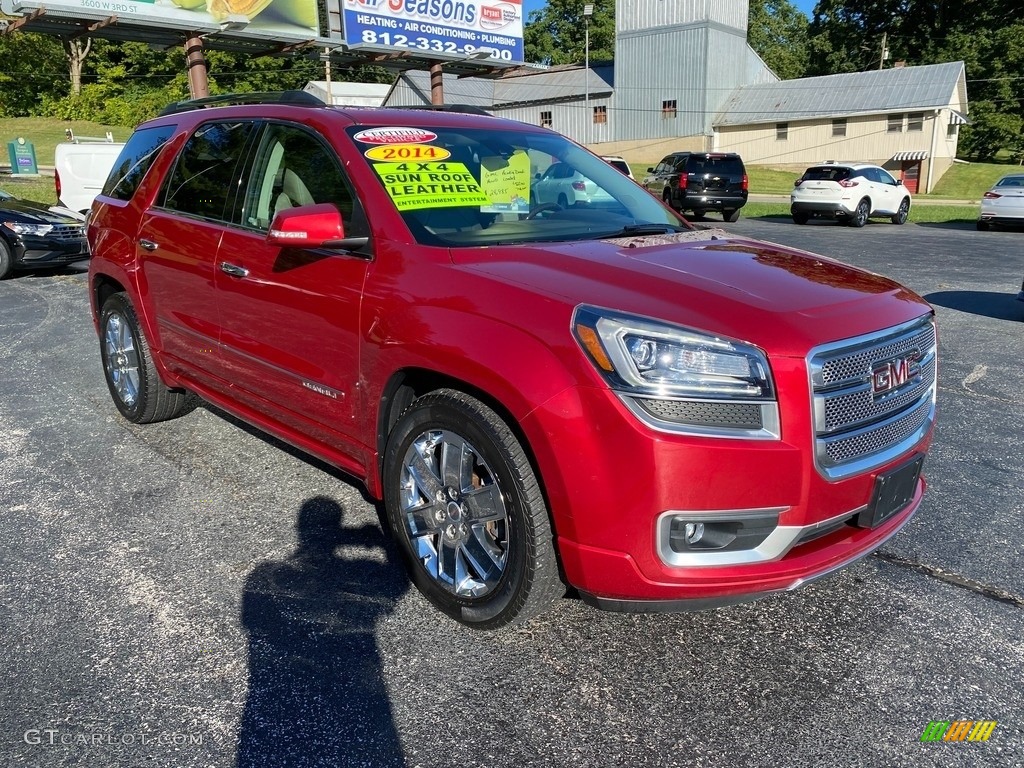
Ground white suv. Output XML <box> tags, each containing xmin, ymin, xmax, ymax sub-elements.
<box><xmin>791</xmin><ymin>162</ymin><xmax>911</xmax><ymax>227</ymax></box>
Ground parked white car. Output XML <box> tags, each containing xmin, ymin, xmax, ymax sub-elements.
<box><xmin>54</xmin><ymin>131</ymin><xmax>124</xmax><ymax>214</ymax></box>
<box><xmin>600</xmin><ymin>155</ymin><xmax>634</xmax><ymax>179</ymax></box>
<box><xmin>790</xmin><ymin>162</ymin><xmax>911</xmax><ymax>227</ymax></box>
<box><xmin>532</xmin><ymin>162</ymin><xmax>613</xmax><ymax>208</ymax></box>
<box><xmin>977</xmin><ymin>173</ymin><xmax>1024</xmax><ymax>230</ymax></box>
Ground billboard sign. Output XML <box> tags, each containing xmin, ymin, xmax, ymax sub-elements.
<box><xmin>0</xmin><ymin>0</ymin><xmax>321</xmax><ymax>41</ymax></box>
<box><xmin>342</xmin><ymin>0</ymin><xmax>524</xmax><ymax>64</ymax></box>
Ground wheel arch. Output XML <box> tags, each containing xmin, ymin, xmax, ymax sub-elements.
<box><xmin>374</xmin><ymin>368</ymin><xmax>568</xmax><ymax>582</ymax></box>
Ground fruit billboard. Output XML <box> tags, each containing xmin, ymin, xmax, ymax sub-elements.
<box><xmin>0</xmin><ymin>0</ymin><xmax>321</xmax><ymax>40</ymax></box>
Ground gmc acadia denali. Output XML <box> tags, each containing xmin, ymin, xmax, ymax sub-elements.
<box><xmin>87</xmin><ymin>93</ymin><xmax>937</xmax><ymax>629</ymax></box>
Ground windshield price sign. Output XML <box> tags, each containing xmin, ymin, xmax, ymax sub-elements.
<box><xmin>343</xmin><ymin>0</ymin><xmax>524</xmax><ymax>63</ymax></box>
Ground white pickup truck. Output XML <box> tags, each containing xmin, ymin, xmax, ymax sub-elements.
<box><xmin>54</xmin><ymin>130</ymin><xmax>124</xmax><ymax>214</ymax></box>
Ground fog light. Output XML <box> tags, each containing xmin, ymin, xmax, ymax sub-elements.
<box><xmin>684</xmin><ymin>522</ymin><xmax>705</xmax><ymax>544</ymax></box>
<box><xmin>668</xmin><ymin>512</ymin><xmax>779</xmax><ymax>553</ymax></box>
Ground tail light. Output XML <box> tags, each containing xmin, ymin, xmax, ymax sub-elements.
<box><xmin>572</xmin><ymin>180</ymin><xmax>586</xmax><ymax>191</ymax></box>
<box><xmin>838</xmin><ymin>179</ymin><xmax>859</xmax><ymax>188</ymax></box>
<box><xmin>742</xmin><ymin>174</ymin><xmax>749</xmax><ymax>191</ymax></box>
<box><xmin>677</xmin><ymin>173</ymin><xmax>688</xmax><ymax>190</ymax></box>
<box><xmin>794</xmin><ymin>178</ymin><xmax>804</xmax><ymax>187</ymax></box>
<box><xmin>983</xmin><ymin>191</ymin><xmax>1001</xmax><ymax>199</ymax></box>
<box><xmin>55</xmin><ymin>170</ymin><xmax>62</xmax><ymax>200</ymax></box>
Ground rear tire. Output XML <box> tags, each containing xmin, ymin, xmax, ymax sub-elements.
<box><xmin>723</xmin><ymin>208</ymin><xmax>741</xmax><ymax>223</ymax></box>
<box><xmin>849</xmin><ymin>198</ymin><xmax>870</xmax><ymax>228</ymax></box>
<box><xmin>383</xmin><ymin>389</ymin><xmax>561</xmax><ymax>629</ymax></box>
<box><xmin>99</xmin><ymin>293</ymin><xmax>198</xmax><ymax>424</ymax></box>
<box><xmin>976</xmin><ymin>220</ymin><xmax>990</xmax><ymax>231</ymax></box>
<box><xmin>0</xmin><ymin>239</ymin><xmax>12</xmax><ymax>279</ymax></box>
<box><xmin>792</xmin><ymin>211</ymin><xmax>810</xmax><ymax>225</ymax></box>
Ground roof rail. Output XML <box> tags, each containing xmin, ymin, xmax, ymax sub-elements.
<box><xmin>159</xmin><ymin>90</ymin><xmax>325</xmax><ymax>116</ymax></box>
<box><xmin>394</xmin><ymin>104</ymin><xmax>492</xmax><ymax>116</ymax></box>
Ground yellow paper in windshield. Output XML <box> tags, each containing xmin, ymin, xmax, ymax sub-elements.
<box><xmin>480</xmin><ymin>151</ymin><xmax>531</xmax><ymax>214</ymax></box>
<box><xmin>372</xmin><ymin>161</ymin><xmax>489</xmax><ymax>211</ymax></box>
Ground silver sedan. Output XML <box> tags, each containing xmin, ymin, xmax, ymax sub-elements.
<box><xmin>978</xmin><ymin>173</ymin><xmax>1024</xmax><ymax>230</ymax></box>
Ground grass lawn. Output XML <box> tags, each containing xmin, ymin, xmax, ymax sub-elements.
<box><xmin>743</xmin><ymin>201</ymin><xmax>976</xmax><ymax>224</ymax></box>
<box><xmin>0</xmin><ymin>117</ymin><xmax>130</xmax><ymax>168</ymax></box>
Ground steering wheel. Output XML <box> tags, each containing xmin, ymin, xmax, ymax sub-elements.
<box><xmin>527</xmin><ymin>202</ymin><xmax>563</xmax><ymax>220</ymax></box>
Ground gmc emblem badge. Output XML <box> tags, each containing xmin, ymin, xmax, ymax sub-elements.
<box><xmin>871</xmin><ymin>352</ymin><xmax>920</xmax><ymax>397</ymax></box>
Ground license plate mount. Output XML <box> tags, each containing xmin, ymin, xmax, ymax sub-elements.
<box><xmin>857</xmin><ymin>455</ymin><xmax>924</xmax><ymax>529</ymax></box>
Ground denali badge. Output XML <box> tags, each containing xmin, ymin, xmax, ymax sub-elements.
<box><xmin>871</xmin><ymin>352</ymin><xmax>920</xmax><ymax>397</ymax></box>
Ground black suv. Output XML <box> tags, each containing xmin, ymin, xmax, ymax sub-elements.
<box><xmin>642</xmin><ymin>152</ymin><xmax>748</xmax><ymax>222</ymax></box>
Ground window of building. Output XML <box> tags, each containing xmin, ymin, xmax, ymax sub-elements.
<box><xmin>540</xmin><ymin>111</ymin><xmax>552</xmax><ymax>128</ymax></box>
<box><xmin>887</xmin><ymin>114</ymin><xmax>903</xmax><ymax>133</ymax></box>
<box><xmin>662</xmin><ymin>100</ymin><xmax>677</xmax><ymax>119</ymax></box>
<box><xmin>947</xmin><ymin>123</ymin><xmax>958</xmax><ymax>138</ymax></box>
<box><xmin>907</xmin><ymin>112</ymin><xmax>924</xmax><ymax>132</ymax></box>
<box><xmin>832</xmin><ymin>118</ymin><xmax>847</xmax><ymax>137</ymax></box>
<box><xmin>776</xmin><ymin>122</ymin><xmax>788</xmax><ymax>140</ymax></box>
<box><xmin>593</xmin><ymin>105</ymin><xmax>607</xmax><ymax>124</ymax></box>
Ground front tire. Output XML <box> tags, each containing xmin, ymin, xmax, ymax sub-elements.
<box><xmin>100</xmin><ymin>293</ymin><xmax>197</xmax><ymax>423</ymax></box>
<box><xmin>383</xmin><ymin>389</ymin><xmax>561</xmax><ymax>629</ymax></box>
<box><xmin>891</xmin><ymin>198</ymin><xmax>910</xmax><ymax>225</ymax></box>
<box><xmin>0</xmin><ymin>239</ymin><xmax>13</xmax><ymax>279</ymax></box>
<box><xmin>849</xmin><ymin>198</ymin><xmax>870</xmax><ymax>228</ymax></box>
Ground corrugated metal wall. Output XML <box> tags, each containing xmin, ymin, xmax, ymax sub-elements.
<box><xmin>616</xmin><ymin>0</ymin><xmax>749</xmax><ymax>34</ymax></box>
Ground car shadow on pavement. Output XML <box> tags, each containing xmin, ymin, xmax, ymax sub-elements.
<box><xmin>925</xmin><ymin>290</ymin><xmax>1024</xmax><ymax>321</ymax></box>
<box><xmin>236</xmin><ymin>495</ymin><xmax>410</xmax><ymax>768</ymax></box>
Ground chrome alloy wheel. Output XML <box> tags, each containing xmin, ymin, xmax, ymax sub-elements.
<box><xmin>103</xmin><ymin>311</ymin><xmax>141</xmax><ymax>407</ymax></box>
<box><xmin>399</xmin><ymin>429</ymin><xmax>510</xmax><ymax>598</ymax></box>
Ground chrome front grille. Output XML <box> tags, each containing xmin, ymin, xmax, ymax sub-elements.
<box><xmin>48</xmin><ymin>224</ymin><xmax>85</xmax><ymax>242</ymax></box>
<box><xmin>809</xmin><ymin>316</ymin><xmax>937</xmax><ymax>479</ymax></box>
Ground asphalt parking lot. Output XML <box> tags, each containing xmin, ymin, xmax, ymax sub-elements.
<box><xmin>1</xmin><ymin>215</ymin><xmax>1022</xmax><ymax>767</ymax></box>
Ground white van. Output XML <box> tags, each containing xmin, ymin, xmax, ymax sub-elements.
<box><xmin>54</xmin><ymin>130</ymin><xmax>125</xmax><ymax>214</ymax></box>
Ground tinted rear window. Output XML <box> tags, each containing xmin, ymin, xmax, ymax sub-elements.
<box><xmin>802</xmin><ymin>166</ymin><xmax>852</xmax><ymax>182</ymax></box>
<box><xmin>687</xmin><ymin>156</ymin><xmax>744</xmax><ymax>175</ymax></box>
<box><xmin>102</xmin><ymin>125</ymin><xmax>175</xmax><ymax>201</ymax></box>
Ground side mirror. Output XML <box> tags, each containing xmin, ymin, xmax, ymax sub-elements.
<box><xmin>647</xmin><ymin>167</ymin><xmax>655</xmax><ymax>173</ymax></box>
<box><xmin>534</xmin><ymin>172</ymin><xmax>541</xmax><ymax>180</ymax></box>
<box><xmin>896</xmin><ymin>179</ymin><xmax>904</xmax><ymax>186</ymax></box>
<box><xmin>267</xmin><ymin>203</ymin><xmax>369</xmax><ymax>250</ymax></box>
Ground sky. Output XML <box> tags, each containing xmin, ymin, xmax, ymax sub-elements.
<box><xmin>522</xmin><ymin>0</ymin><xmax>817</xmax><ymax>21</ymax></box>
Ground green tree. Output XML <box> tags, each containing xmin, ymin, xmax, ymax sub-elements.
<box><xmin>747</xmin><ymin>0</ymin><xmax>810</xmax><ymax>79</ymax></box>
<box><xmin>524</xmin><ymin>0</ymin><xmax>615</xmax><ymax>65</ymax></box>
<box><xmin>0</xmin><ymin>29</ymin><xmax>65</xmax><ymax>116</ymax></box>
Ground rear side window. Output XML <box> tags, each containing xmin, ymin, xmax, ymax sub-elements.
<box><xmin>802</xmin><ymin>166</ymin><xmax>852</xmax><ymax>182</ymax></box>
<box><xmin>101</xmin><ymin>125</ymin><xmax>175</xmax><ymax>201</ymax></box>
<box><xmin>160</xmin><ymin>121</ymin><xmax>257</xmax><ymax>221</ymax></box>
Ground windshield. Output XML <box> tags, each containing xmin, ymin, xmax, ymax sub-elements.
<box><xmin>347</xmin><ymin>124</ymin><xmax>689</xmax><ymax>247</ymax></box>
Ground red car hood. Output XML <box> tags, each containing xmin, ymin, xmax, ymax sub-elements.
<box><xmin>452</xmin><ymin>230</ymin><xmax>931</xmax><ymax>357</ymax></box>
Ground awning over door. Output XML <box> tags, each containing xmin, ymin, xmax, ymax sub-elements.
<box><xmin>893</xmin><ymin>150</ymin><xmax>929</xmax><ymax>161</ymax></box>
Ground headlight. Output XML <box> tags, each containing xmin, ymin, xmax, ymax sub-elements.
<box><xmin>2</xmin><ymin>221</ymin><xmax>53</xmax><ymax>237</ymax></box>
<box><xmin>573</xmin><ymin>305</ymin><xmax>779</xmax><ymax>438</ymax></box>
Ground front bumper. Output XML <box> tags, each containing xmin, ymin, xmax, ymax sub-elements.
<box><xmin>12</xmin><ymin>235</ymin><xmax>89</xmax><ymax>270</ymax></box>
<box><xmin>522</xmin><ymin>369</ymin><xmax>932</xmax><ymax>610</ymax></box>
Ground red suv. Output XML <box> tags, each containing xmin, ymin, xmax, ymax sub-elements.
<box><xmin>88</xmin><ymin>93</ymin><xmax>937</xmax><ymax>629</ymax></box>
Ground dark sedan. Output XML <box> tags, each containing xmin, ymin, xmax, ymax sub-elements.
<box><xmin>0</xmin><ymin>190</ymin><xmax>88</xmax><ymax>278</ymax></box>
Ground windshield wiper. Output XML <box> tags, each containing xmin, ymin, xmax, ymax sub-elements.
<box><xmin>595</xmin><ymin>224</ymin><xmax>688</xmax><ymax>238</ymax></box>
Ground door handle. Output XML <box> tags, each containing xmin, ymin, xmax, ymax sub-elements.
<box><xmin>219</xmin><ymin>262</ymin><xmax>249</xmax><ymax>278</ymax></box>
<box><xmin>139</xmin><ymin>239</ymin><xmax>158</xmax><ymax>251</ymax></box>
